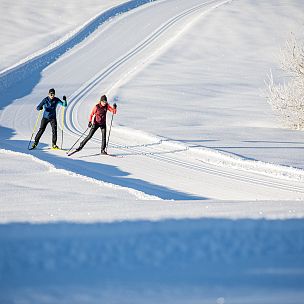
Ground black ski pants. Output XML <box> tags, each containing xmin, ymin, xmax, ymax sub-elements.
<box><xmin>34</xmin><ymin>117</ymin><xmax>57</xmax><ymax>145</ymax></box>
<box><xmin>79</xmin><ymin>124</ymin><xmax>106</xmax><ymax>151</ymax></box>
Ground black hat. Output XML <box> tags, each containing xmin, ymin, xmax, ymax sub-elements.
<box><xmin>49</xmin><ymin>88</ymin><xmax>55</xmax><ymax>94</ymax></box>
<box><xmin>100</xmin><ymin>95</ymin><xmax>107</xmax><ymax>102</ymax></box>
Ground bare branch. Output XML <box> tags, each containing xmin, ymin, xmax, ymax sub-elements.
<box><xmin>266</xmin><ymin>35</ymin><xmax>304</xmax><ymax>130</ymax></box>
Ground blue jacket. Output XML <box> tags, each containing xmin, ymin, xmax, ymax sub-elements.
<box><xmin>37</xmin><ymin>96</ymin><xmax>67</xmax><ymax>119</ymax></box>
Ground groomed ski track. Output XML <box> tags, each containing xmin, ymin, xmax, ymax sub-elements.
<box><xmin>1</xmin><ymin>0</ymin><xmax>304</xmax><ymax>201</ymax></box>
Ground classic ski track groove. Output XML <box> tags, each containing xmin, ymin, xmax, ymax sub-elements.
<box><xmin>65</xmin><ymin>0</ymin><xmax>229</xmax><ymax>138</ymax></box>
<box><xmin>60</xmin><ymin>0</ymin><xmax>304</xmax><ymax>195</ymax></box>
<box><xmin>65</xmin><ymin>0</ymin><xmax>222</xmax><ymax>110</ymax></box>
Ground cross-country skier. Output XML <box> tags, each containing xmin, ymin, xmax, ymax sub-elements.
<box><xmin>75</xmin><ymin>95</ymin><xmax>117</xmax><ymax>154</ymax></box>
<box><xmin>31</xmin><ymin>88</ymin><xmax>67</xmax><ymax>150</ymax></box>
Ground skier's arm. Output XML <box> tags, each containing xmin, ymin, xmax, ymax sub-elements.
<box><xmin>57</xmin><ymin>96</ymin><xmax>67</xmax><ymax>107</ymax></box>
<box><xmin>62</xmin><ymin>96</ymin><xmax>67</xmax><ymax>107</ymax></box>
<box><xmin>107</xmin><ymin>103</ymin><xmax>117</xmax><ymax>114</ymax></box>
<box><xmin>36</xmin><ymin>98</ymin><xmax>45</xmax><ymax>111</ymax></box>
<box><xmin>88</xmin><ymin>105</ymin><xmax>97</xmax><ymax>126</ymax></box>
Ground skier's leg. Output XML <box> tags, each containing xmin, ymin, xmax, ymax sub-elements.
<box><xmin>100</xmin><ymin>124</ymin><xmax>107</xmax><ymax>152</ymax></box>
<box><xmin>50</xmin><ymin>118</ymin><xmax>58</xmax><ymax>146</ymax></box>
<box><xmin>77</xmin><ymin>125</ymin><xmax>98</xmax><ymax>150</ymax></box>
<box><xmin>34</xmin><ymin>118</ymin><xmax>49</xmax><ymax>144</ymax></box>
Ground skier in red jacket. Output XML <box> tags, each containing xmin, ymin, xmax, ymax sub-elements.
<box><xmin>76</xmin><ymin>95</ymin><xmax>117</xmax><ymax>154</ymax></box>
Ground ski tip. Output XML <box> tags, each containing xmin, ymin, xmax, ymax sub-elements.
<box><xmin>67</xmin><ymin>150</ymin><xmax>78</xmax><ymax>157</ymax></box>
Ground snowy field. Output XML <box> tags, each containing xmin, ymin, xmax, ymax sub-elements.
<box><xmin>1</xmin><ymin>0</ymin><xmax>304</xmax><ymax>303</ymax></box>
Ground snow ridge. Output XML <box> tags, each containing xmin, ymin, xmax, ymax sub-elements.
<box><xmin>112</xmin><ymin>127</ymin><xmax>304</xmax><ymax>183</ymax></box>
<box><xmin>189</xmin><ymin>145</ymin><xmax>304</xmax><ymax>183</ymax></box>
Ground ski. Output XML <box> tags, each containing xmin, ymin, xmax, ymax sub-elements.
<box><xmin>67</xmin><ymin>149</ymin><xmax>79</xmax><ymax>157</ymax></box>
<box><xmin>30</xmin><ymin>147</ymin><xmax>66</xmax><ymax>151</ymax></box>
<box><xmin>102</xmin><ymin>152</ymin><xmax>119</xmax><ymax>157</ymax></box>
<box><xmin>101</xmin><ymin>152</ymin><xmax>115</xmax><ymax>157</ymax></box>
<box><xmin>67</xmin><ymin>150</ymin><xmax>116</xmax><ymax>157</ymax></box>
<box><xmin>28</xmin><ymin>143</ymin><xmax>38</xmax><ymax>150</ymax></box>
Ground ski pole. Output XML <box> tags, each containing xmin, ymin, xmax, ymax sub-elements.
<box><xmin>66</xmin><ymin>127</ymin><xmax>89</xmax><ymax>154</ymax></box>
<box><xmin>60</xmin><ymin>106</ymin><xmax>65</xmax><ymax>149</ymax></box>
<box><xmin>28</xmin><ymin>110</ymin><xmax>42</xmax><ymax>150</ymax></box>
<box><xmin>61</xmin><ymin>96</ymin><xmax>67</xmax><ymax>149</ymax></box>
<box><xmin>105</xmin><ymin>112</ymin><xmax>114</xmax><ymax>152</ymax></box>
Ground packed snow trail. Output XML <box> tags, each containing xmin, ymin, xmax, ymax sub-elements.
<box><xmin>56</xmin><ymin>0</ymin><xmax>304</xmax><ymax>200</ymax></box>
<box><xmin>1</xmin><ymin>0</ymin><xmax>304</xmax><ymax>201</ymax></box>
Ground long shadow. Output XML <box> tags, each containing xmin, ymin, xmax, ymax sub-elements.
<box><xmin>0</xmin><ymin>1</ymin><xmax>206</xmax><ymax>200</ymax></box>
<box><xmin>244</xmin><ymin>140</ymin><xmax>304</xmax><ymax>145</ymax></box>
<box><xmin>0</xmin><ymin>0</ymin><xmax>156</xmax><ymax>109</ymax></box>
<box><xmin>1</xmin><ymin>126</ymin><xmax>206</xmax><ymax>200</ymax></box>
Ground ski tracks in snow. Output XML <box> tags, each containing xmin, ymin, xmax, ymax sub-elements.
<box><xmin>61</xmin><ymin>0</ymin><xmax>304</xmax><ymax>198</ymax></box>
<box><xmin>2</xmin><ymin>0</ymin><xmax>304</xmax><ymax>199</ymax></box>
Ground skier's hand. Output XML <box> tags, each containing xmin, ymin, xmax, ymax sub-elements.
<box><xmin>113</xmin><ymin>103</ymin><xmax>117</xmax><ymax>109</ymax></box>
<box><xmin>88</xmin><ymin>121</ymin><xmax>92</xmax><ymax>128</ymax></box>
<box><xmin>37</xmin><ymin>106</ymin><xmax>43</xmax><ymax>111</ymax></box>
<box><xmin>63</xmin><ymin>95</ymin><xmax>67</xmax><ymax>101</ymax></box>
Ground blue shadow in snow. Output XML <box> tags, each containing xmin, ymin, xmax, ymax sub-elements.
<box><xmin>0</xmin><ymin>126</ymin><xmax>206</xmax><ymax>200</ymax></box>
<box><xmin>0</xmin><ymin>218</ymin><xmax>303</xmax><ymax>289</ymax></box>
<box><xmin>0</xmin><ymin>0</ymin><xmax>200</xmax><ymax>200</ymax></box>
<box><xmin>0</xmin><ymin>0</ymin><xmax>157</xmax><ymax>110</ymax></box>
<box><xmin>0</xmin><ymin>70</ymin><xmax>42</xmax><ymax>111</ymax></box>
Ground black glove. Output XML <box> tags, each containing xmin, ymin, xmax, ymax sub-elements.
<box><xmin>88</xmin><ymin>122</ymin><xmax>92</xmax><ymax>128</ymax></box>
<box><xmin>37</xmin><ymin>106</ymin><xmax>43</xmax><ymax>111</ymax></box>
<box><xmin>63</xmin><ymin>96</ymin><xmax>67</xmax><ymax>101</ymax></box>
<box><xmin>113</xmin><ymin>103</ymin><xmax>117</xmax><ymax>109</ymax></box>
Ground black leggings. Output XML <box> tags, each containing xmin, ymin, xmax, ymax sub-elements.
<box><xmin>79</xmin><ymin>124</ymin><xmax>107</xmax><ymax>151</ymax></box>
<box><xmin>34</xmin><ymin>117</ymin><xmax>57</xmax><ymax>145</ymax></box>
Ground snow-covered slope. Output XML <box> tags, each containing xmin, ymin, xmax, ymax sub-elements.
<box><xmin>1</xmin><ymin>0</ymin><xmax>304</xmax><ymax>204</ymax></box>
<box><xmin>1</xmin><ymin>0</ymin><xmax>304</xmax><ymax>302</ymax></box>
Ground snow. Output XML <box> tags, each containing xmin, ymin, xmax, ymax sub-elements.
<box><xmin>1</xmin><ymin>219</ymin><xmax>304</xmax><ymax>303</ymax></box>
<box><xmin>1</xmin><ymin>0</ymin><xmax>304</xmax><ymax>302</ymax></box>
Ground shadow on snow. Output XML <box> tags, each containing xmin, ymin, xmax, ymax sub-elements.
<box><xmin>0</xmin><ymin>126</ymin><xmax>206</xmax><ymax>200</ymax></box>
<box><xmin>0</xmin><ymin>0</ymin><xmax>157</xmax><ymax>102</ymax></box>
<box><xmin>0</xmin><ymin>218</ymin><xmax>303</xmax><ymax>289</ymax></box>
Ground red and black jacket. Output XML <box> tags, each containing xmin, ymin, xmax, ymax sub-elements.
<box><xmin>89</xmin><ymin>103</ymin><xmax>116</xmax><ymax>126</ymax></box>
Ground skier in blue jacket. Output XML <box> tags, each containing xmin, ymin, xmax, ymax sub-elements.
<box><xmin>31</xmin><ymin>88</ymin><xmax>67</xmax><ymax>150</ymax></box>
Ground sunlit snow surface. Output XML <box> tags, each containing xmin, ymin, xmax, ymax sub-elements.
<box><xmin>0</xmin><ymin>0</ymin><xmax>304</xmax><ymax>303</ymax></box>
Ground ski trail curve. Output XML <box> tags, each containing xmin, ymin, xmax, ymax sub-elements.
<box><xmin>0</xmin><ymin>0</ymin><xmax>157</xmax><ymax>92</ymax></box>
<box><xmin>64</xmin><ymin>0</ymin><xmax>230</xmax><ymax>141</ymax></box>
<box><xmin>61</xmin><ymin>0</ymin><xmax>304</xmax><ymax>195</ymax></box>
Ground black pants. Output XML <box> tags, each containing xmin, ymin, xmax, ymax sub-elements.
<box><xmin>35</xmin><ymin>117</ymin><xmax>57</xmax><ymax>145</ymax></box>
<box><xmin>78</xmin><ymin>124</ymin><xmax>106</xmax><ymax>151</ymax></box>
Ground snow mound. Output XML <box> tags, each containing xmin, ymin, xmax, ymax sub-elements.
<box><xmin>114</xmin><ymin>126</ymin><xmax>304</xmax><ymax>182</ymax></box>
